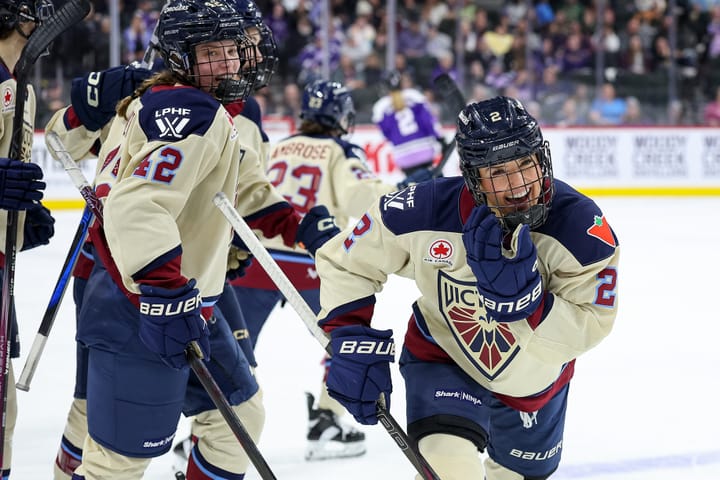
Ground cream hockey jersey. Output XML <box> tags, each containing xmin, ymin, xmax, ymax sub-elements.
<box><xmin>230</xmin><ymin>133</ymin><xmax>397</xmax><ymax>291</ymax></box>
<box><xmin>315</xmin><ymin>177</ymin><xmax>620</xmax><ymax>412</ymax></box>
<box><xmin>46</xmin><ymin>86</ymin><xmax>298</xmax><ymax>302</ymax></box>
<box><xmin>0</xmin><ymin>66</ymin><xmax>37</xmax><ymax>256</ymax></box>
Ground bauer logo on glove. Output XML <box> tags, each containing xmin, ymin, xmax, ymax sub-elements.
<box><xmin>139</xmin><ymin>290</ymin><xmax>202</xmax><ymax>317</ymax></box>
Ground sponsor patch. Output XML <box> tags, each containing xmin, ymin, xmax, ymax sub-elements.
<box><xmin>586</xmin><ymin>215</ymin><xmax>616</xmax><ymax>247</ymax></box>
<box><xmin>422</xmin><ymin>239</ymin><xmax>454</xmax><ymax>266</ymax></box>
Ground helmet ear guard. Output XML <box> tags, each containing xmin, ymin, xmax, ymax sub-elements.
<box><xmin>456</xmin><ymin>96</ymin><xmax>554</xmax><ymax>231</ymax></box>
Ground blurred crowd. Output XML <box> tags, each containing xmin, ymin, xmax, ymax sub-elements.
<box><xmin>36</xmin><ymin>0</ymin><xmax>720</xmax><ymax>128</ymax></box>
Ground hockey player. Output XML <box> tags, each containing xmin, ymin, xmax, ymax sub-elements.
<box><xmin>60</xmin><ymin>0</ymin><xmax>336</xmax><ymax>478</ymax></box>
<box><xmin>314</xmin><ymin>96</ymin><xmax>620</xmax><ymax>479</ymax></box>
<box><xmin>229</xmin><ymin>79</ymin><xmax>437</xmax><ymax>460</ymax></box>
<box><xmin>0</xmin><ymin>0</ymin><xmax>55</xmax><ymax>477</ymax></box>
<box><xmin>371</xmin><ymin>70</ymin><xmax>447</xmax><ymax>177</ymax></box>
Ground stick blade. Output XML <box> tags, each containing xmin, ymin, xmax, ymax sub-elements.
<box><xmin>432</xmin><ymin>73</ymin><xmax>466</xmax><ymax>120</ymax></box>
<box><xmin>16</xmin><ymin>0</ymin><xmax>92</xmax><ymax>76</ymax></box>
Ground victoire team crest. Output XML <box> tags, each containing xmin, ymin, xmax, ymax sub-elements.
<box><xmin>437</xmin><ymin>270</ymin><xmax>521</xmax><ymax>380</ymax></box>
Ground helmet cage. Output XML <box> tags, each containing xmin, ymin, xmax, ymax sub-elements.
<box><xmin>457</xmin><ymin>97</ymin><xmax>554</xmax><ymax>231</ymax></box>
<box><xmin>0</xmin><ymin>0</ymin><xmax>54</xmax><ymax>35</ymax></box>
<box><xmin>250</xmin><ymin>22</ymin><xmax>277</xmax><ymax>90</ymax></box>
<box><xmin>156</xmin><ymin>0</ymin><xmax>260</xmax><ymax>103</ymax></box>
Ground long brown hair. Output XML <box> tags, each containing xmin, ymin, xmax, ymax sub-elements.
<box><xmin>116</xmin><ymin>70</ymin><xmax>182</xmax><ymax>118</ymax></box>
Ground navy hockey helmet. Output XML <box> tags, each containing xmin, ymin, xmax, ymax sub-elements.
<box><xmin>300</xmin><ymin>80</ymin><xmax>356</xmax><ymax>135</ymax></box>
<box><xmin>231</xmin><ymin>0</ymin><xmax>277</xmax><ymax>90</ymax></box>
<box><xmin>155</xmin><ymin>0</ymin><xmax>261</xmax><ymax>103</ymax></box>
<box><xmin>0</xmin><ymin>0</ymin><xmax>54</xmax><ymax>38</ymax></box>
<box><xmin>382</xmin><ymin>70</ymin><xmax>402</xmax><ymax>91</ymax></box>
<box><xmin>456</xmin><ymin>96</ymin><xmax>554</xmax><ymax>231</ymax></box>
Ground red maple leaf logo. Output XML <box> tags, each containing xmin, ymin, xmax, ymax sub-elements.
<box><xmin>587</xmin><ymin>215</ymin><xmax>616</xmax><ymax>247</ymax></box>
<box><xmin>429</xmin><ymin>239</ymin><xmax>453</xmax><ymax>259</ymax></box>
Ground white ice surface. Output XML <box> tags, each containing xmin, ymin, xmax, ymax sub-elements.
<box><xmin>9</xmin><ymin>197</ymin><xmax>720</xmax><ymax>479</ymax></box>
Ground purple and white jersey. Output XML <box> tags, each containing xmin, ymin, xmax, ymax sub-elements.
<box><xmin>371</xmin><ymin>88</ymin><xmax>443</xmax><ymax>170</ymax></box>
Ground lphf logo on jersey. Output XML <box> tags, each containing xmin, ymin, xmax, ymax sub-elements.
<box><xmin>2</xmin><ymin>86</ymin><xmax>13</xmax><ymax>112</ymax></box>
<box><xmin>382</xmin><ymin>184</ymin><xmax>416</xmax><ymax>211</ymax></box>
<box><xmin>438</xmin><ymin>271</ymin><xmax>520</xmax><ymax>380</ymax></box>
<box><xmin>154</xmin><ymin>107</ymin><xmax>191</xmax><ymax>139</ymax></box>
<box><xmin>423</xmin><ymin>239</ymin><xmax>454</xmax><ymax>266</ymax></box>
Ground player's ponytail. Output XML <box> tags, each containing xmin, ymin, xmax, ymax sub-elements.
<box><xmin>390</xmin><ymin>90</ymin><xmax>405</xmax><ymax>112</ymax></box>
<box><xmin>116</xmin><ymin>71</ymin><xmax>177</xmax><ymax>118</ymax></box>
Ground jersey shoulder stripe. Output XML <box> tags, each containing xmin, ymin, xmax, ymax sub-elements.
<box><xmin>139</xmin><ymin>85</ymin><xmax>225</xmax><ymax>142</ymax></box>
<box><xmin>380</xmin><ymin>177</ymin><xmax>466</xmax><ymax>236</ymax></box>
<box><xmin>537</xmin><ymin>179</ymin><xmax>619</xmax><ymax>265</ymax></box>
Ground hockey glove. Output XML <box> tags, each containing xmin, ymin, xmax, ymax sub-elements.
<box><xmin>397</xmin><ymin>167</ymin><xmax>434</xmax><ymax>190</ymax></box>
<box><xmin>71</xmin><ymin>64</ymin><xmax>152</xmax><ymax>131</ymax></box>
<box><xmin>21</xmin><ymin>203</ymin><xmax>55</xmax><ymax>251</ymax></box>
<box><xmin>462</xmin><ymin>205</ymin><xmax>543</xmax><ymax>323</ymax></box>
<box><xmin>326</xmin><ymin>325</ymin><xmax>395</xmax><ymax>425</ymax></box>
<box><xmin>226</xmin><ymin>246</ymin><xmax>253</xmax><ymax>280</ymax></box>
<box><xmin>0</xmin><ymin>158</ymin><xmax>45</xmax><ymax>211</ymax></box>
<box><xmin>138</xmin><ymin>279</ymin><xmax>210</xmax><ymax>370</ymax></box>
<box><xmin>296</xmin><ymin>205</ymin><xmax>340</xmax><ymax>256</ymax></box>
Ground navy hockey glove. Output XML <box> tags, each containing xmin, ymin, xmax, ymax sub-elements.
<box><xmin>296</xmin><ymin>205</ymin><xmax>340</xmax><ymax>256</ymax></box>
<box><xmin>462</xmin><ymin>206</ymin><xmax>543</xmax><ymax>323</ymax></box>
<box><xmin>0</xmin><ymin>158</ymin><xmax>45</xmax><ymax>210</ymax></box>
<box><xmin>396</xmin><ymin>167</ymin><xmax>434</xmax><ymax>190</ymax></box>
<box><xmin>70</xmin><ymin>64</ymin><xmax>152</xmax><ymax>131</ymax></box>
<box><xmin>326</xmin><ymin>325</ymin><xmax>394</xmax><ymax>425</ymax></box>
<box><xmin>21</xmin><ymin>203</ymin><xmax>55</xmax><ymax>251</ymax></box>
<box><xmin>226</xmin><ymin>246</ymin><xmax>253</xmax><ymax>280</ymax></box>
<box><xmin>138</xmin><ymin>279</ymin><xmax>210</xmax><ymax>369</ymax></box>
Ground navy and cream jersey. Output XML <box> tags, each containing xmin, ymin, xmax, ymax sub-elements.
<box><xmin>231</xmin><ymin>132</ymin><xmax>396</xmax><ymax>290</ymax></box>
<box><xmin>46</xmin><ymin>86</ymin><xmax>297</xmax><ymax>296</ymax></box>
<box><xmin>316</xmin><ymin>177</ymin><xmax>619</xmax><ymax>408</ymax></box>
<box><xmin>260</xmin><ymin>133</ymin><xmax>395</xmax><ymax>252</ymax></box>
<box><xmin>0</xmin><ymin>65</ymin><xmax>37</xmax><ymax>255</ymax></box>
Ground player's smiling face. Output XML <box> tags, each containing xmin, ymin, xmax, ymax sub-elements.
<box><xmin>193</xmin><ymin>39</ymin><xmax>242</xmax><ymax>94</ymax></box>
<box><xmin>478</xmin><ymin>154</ymin><xmax>542</xmax><ymax>217</ymax></box>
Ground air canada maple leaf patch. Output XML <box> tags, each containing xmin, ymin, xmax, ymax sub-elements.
<box><xmin>586</xmin><ymin>215</ymin><xmax>616</xmax><ymax>247</ymax></box>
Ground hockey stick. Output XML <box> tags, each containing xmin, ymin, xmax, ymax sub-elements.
<box><xmin>46</xmin><ymin>132</ymin><xmax>277</xmax><ymax>480</ymax></box>
<box><xmin>213</xmin><ymin>192</ymin><xmax>442</xmax><ymax>480</ymax></box>
<box><xmin>15</xmin><ymin>206</ymin><xmax>92</xmax><ymax>391</ymax></box>
<box><xmin>0</xmin><ymin>0</ymin><xmax>91</xmax><ymax>465</ymax></box>
<box><xmin>430</xmin><ymin>74</ymin><xmax>466</xmax><ymax>177</ymax></box>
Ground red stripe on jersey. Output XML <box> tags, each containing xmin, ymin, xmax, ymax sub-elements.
<box><xmin>319</xmin><ymin>304</ymin><xmax>375</xmax><ymax>334</ymax></box>
<box><xmin>404</xmin><ymin>316</ymin><xmax>453</xmax><ymax>363</ymax></box>
<box><xmin>229</xmin><ymin>256</ymin><xmax>319</xmax><ymax>291</ymax></box>
<box><xmin>0</xmin><ymin>252</ymin><xmax>4</xmax><ymax>269</ymax></box>
<box><xmin>87</xmin><ymin>223</ymin><xmax>140</xmax><ymax>307</ymax></box>
<box><xmin>64</xmin><ymin>105</ymin><xmax>83</xmax><ymax>129</ymax></box>
<box><xmin>72</xmin><ymin>251</ymin><xmax>94</xmax><ymax>280</ymax></box>
<box><xmin>493</xmin><ymin>360</ymin><xmax>575</xmax><ymax>412</ymax></box>
<box><xmin>247</xmin><ymin>206</ymin><xmax>301</xmax><ymax>248</ymax></box>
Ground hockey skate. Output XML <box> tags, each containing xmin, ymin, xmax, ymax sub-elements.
<box><xmin>305</xmin><ymin>392</ymin><xmax>366</xmax><ymax>461</ymax></box>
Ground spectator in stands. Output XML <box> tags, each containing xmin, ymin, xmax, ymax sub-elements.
<box><xmin>122</xmin><ymin>9</ymin><xmax>153</xmax><ymax>63</ymax></box>
<box><xmin>341</xmin><ymin>1</ymin><xmax>376</xmax><ymax>64</ymax></box>
<box><xmin>589</xmin><ymin>82</ymin><xmax>628</xmax><ymax>125</ymax></box>
<box><xmin>397</xmin><ymin>11</ymin><xmax>427</xmax><ymax>60</ymax></box>
<box><xmin>622</xmin><ymin>96</ymin><xmax>654</xmax><ymax>125</ymax></box>
<box><xmin>559</xmin><ymin>31</ymin><xmax>594</xmax><ymax>72</ymax></box>
<box><xmin>482</xmin><ymin>15</ymin><xmax>514</xmax><ymax>61</ymax></box>
<box><xmin>704</xmin><ymin>85</ymin><xmax>720</xmax><ymax>125</ymax></box>
<box><xmin>620</xmin><ymin>34</ymin><xmax>651</xmax><ymax>74</ymax></box>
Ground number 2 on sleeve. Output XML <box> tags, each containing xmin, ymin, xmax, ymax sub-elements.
<box><xmin>594</xmin><ymin>267</ymin><xmax>617</xmax><ymax>307</ymax></box>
